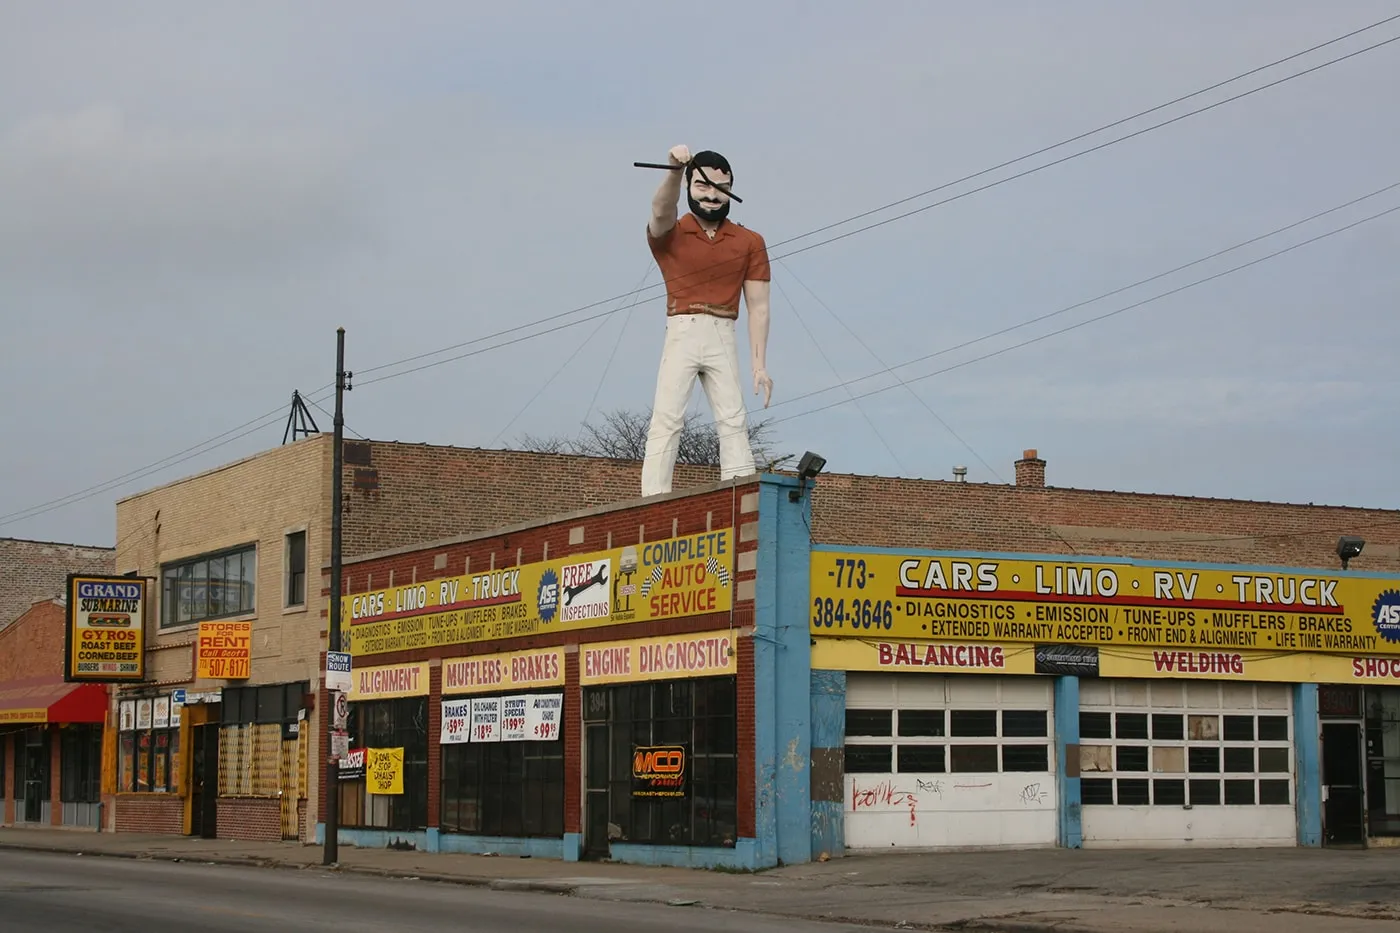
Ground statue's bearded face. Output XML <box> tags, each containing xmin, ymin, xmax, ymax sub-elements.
<box><xmin>687</xmin><ymin>166</ymin><xmax>732</xmax><ymax>223</ymax></box>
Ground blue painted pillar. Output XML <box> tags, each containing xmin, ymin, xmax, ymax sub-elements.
<box><xmin>1054</xmin><ymin>675</ymin><xmax>1082</xmax><ymax>848</ymax></box>
<box><xmin>810</xmin><ymin>669</ymin><xmax>846</xmax><ymax>859</ymax></box>
<box><xmin>753</xmin><ymin>474</ymin><xmax>814</xmax><ymax>868</ymax></box>
<box><xmin>1294</xmin><ymin>683</ymin><xmax>1322</xmax><ymax>846</ymax></box>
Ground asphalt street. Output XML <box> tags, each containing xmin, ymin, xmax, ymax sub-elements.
<box><xmin>0</xmin><ymin>849</ymin><xmax>883</xmax><ymax>933</ymax></box>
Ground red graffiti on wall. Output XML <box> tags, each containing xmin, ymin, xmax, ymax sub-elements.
<box><xmin>851</xmin><ymin>779</ymin><xmax>919</xmax><ymax>826</ymax></box>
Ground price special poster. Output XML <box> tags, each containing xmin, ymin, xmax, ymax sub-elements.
<box><xmin>438</xmin><ymin>694</ymin><xmax>563</xmax><ymax>743</ymax></box>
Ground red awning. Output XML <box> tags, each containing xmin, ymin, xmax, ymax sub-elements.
<box><xmin>0</xmin><ymin>677</ymin><xmax>108</xmax><ymax>726</ymax></box>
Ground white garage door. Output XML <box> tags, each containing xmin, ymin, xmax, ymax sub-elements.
<box><xmin>843</xmin><ymin>672</ymin><xmax>1056</xmax><ymax>849</ymax></box>
<box><xmin>1078</xmin><ymin>678</ymin><xmax>1296</xmax><ymax>847</ymax></box>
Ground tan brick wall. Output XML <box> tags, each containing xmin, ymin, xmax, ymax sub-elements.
<box><xmin>811</xmin><ymin>466</ymin><xmax>1400</xmax><ymax>571</ymax></box>
<box><xmin>0</xmin><ymin>538</ymin><xmax>113</xmax><ymax>631</ymax></box>
<box><xmin>115</xmin><ymin>434</ymin><xmax>333</xmax><ymax>690</ymax></box>
<box><xmin>115</xmin><ymin>434</ymin><xmax>333</xmax><ymax>839</ymax></box>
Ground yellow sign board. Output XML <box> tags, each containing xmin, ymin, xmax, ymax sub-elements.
<box><xmin>345</xmin><ymin>529</ymin><xmax>735</xmax><ymax>658</ymax></box>
<box><xmin>814</xmin><ymin>637</ymin><xmax>1400</xmax><ymax>686</ymax></box>
<box><xmin>0</xmin><ymin>708</ymin><xmax>49</xmax><ymax>724</ymax></box>
<box><xmin>64</xmin><ymin>574</ymin><xmax>147</xmax><ymax>682</ymax></box>
<box><xmin>366</xmin><ymin>747</ymin><xmax>403</xmax><ymax>795</ymax></box>
<box><xmin>812</xmin><ymin>637</ymin><xmax>1038</xmax><ymax>675</ymax></box>
<box><xmin>810</xmin><ymin>550</ymin><xmax>1400</xmax><ymax>656</ymax></box>
<box><xmin>442</xmin><ymin>646</ymin><xmax>565</xmax><ymax>696</ymax></box>
<box><xmin>350</xmin><ymin>661</ymin><xmax>430</xmax><ymax>700</ymax></box>
<box><xmin>196</xmin><ymin>620</ymin><xmax>252</xmax><ymax>680</ymax></box>
<box><xmin>580</xmin><ymin>629</ymin><xmax>737</xmax><ymax>685</ymax></box>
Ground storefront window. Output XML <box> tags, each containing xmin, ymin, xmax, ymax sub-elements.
<box><xmin>60</xmin><ymin>724</ymin><xmax>102</xmax><ymax>804</ymax></box>
<box><xmin>1366</xmin><ymin>687</ymin><xmax>1400</xmax><ymax>836</ymax></box>
<box><xmin>218</xmin><ymin>682</ymin><xmax>306</xmax><ymax>796</ymax></box>
<box><xmin>119</xmin><ymin>724</ymin><xmax>179</xmax><ymax>793</ymax></box>
<box><xmin>339</xmin><ymin>696</ymin><xmax>428</xmax><ymax>832</ymax></box>
<box><xmin>586</xmin><ymin>676</ymin><xmax>737</xmax><ymax>848</ymax></box>
<box><xmin>440</xmin><ymin>697</ymin><xmax>565</xmax><ymax>837</ymax></box>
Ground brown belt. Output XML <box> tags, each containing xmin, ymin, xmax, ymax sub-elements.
<box><xmin>668</xmin><ymin>301</ymin><xmax>737</xmax><ymax>318</ymax></box>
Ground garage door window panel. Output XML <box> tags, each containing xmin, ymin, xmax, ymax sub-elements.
<box><xmin>1079</xmin><ymin>681</ymin><xmax>1293</xmax><ymax>808</ymax></box>
<box><xmin>844</xmin><ymin>676</ymin><xmax>1052</xmax><ymax>779</ymax></box>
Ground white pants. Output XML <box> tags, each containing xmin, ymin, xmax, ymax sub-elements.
<box><xmin>641</xmin><ymin>313</ymin><xmax>756</xmax><ymax>496</ymax></box>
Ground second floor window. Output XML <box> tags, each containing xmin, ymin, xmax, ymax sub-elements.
<box><xmin>161</xmin><ymin>544</ymin><xmax>257</xmax><ymax>628</ymax></box>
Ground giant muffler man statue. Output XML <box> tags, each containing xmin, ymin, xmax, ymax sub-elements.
<box><xmin>640</xmin><ymin>144</ymin><xmax>773</xmax><ymax>498</ymax></box>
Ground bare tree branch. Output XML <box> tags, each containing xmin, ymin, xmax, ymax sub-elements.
<box><xmin>511</xmin><ymin>406</ymin><xmax>793</xmax><ymax>471</ymax></box>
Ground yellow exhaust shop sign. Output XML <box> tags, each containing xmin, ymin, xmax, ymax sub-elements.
<box><xmin>809</xmin><ymin>550</ymin><xmax>1400</xmax><ymax>656</ymax></box>
<box><xmin>344</xmin><ymin>529</ymin><xmax>734</xmax><ymax>658</ymax></box>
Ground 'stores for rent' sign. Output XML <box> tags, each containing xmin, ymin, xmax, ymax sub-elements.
<box><xmin>197</xmin><ymin>620</ymin><xmax>252</xmax><ymax>680</ymax></box>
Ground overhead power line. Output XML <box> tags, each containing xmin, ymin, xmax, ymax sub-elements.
<box><xmin>352</xmin><ymin>18</ymin><xmax>1400</xmax><ymax>387</ymax></box>
<box><xmin>4</xmin><ymin>14</ymin><xmax>1398</xmax><ymax>528</ymax></box>
<box><xmin>714</xmin><ymin>200</ymin><xmax>1400</xmax><ymax>441</ymax></box>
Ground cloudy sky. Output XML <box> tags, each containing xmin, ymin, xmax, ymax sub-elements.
<box><xmin>2</xmin><ymin>1</ymin><xmax>1398</xmax><ymax>547</ymax></box>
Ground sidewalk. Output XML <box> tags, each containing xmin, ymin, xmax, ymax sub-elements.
<box><xmin>2</xmin><ymin>826</ymin><xmax>1398</xmax><ymax>932</ymax></box>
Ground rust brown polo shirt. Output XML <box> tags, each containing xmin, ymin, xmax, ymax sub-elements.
<box><xmin>647</xmin><ymin>213</ymin><xmax>772</xmax><ymax>319</ymax></box>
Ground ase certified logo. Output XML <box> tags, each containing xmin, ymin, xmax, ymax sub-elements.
<box><xmin>537</xmin><ymin>568</ymin><xmax>559</xmax><ymax>623</ymax></box>
<box><xmin>1374</xmin><ymin>590</ymin><xmax>1400</xmax><ymax>644</ymax></box>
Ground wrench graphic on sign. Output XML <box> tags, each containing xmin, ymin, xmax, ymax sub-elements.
<box><xmin>564</xmin><ymin>565</ymin><xmax>608</xmax><ymax>605</ymax></box>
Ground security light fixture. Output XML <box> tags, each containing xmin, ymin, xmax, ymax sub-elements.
<box><xmin>790</xmin><ymin>451</ymin><xmax>827</xmax><ymax>502</ymax></box>
<box><xmin>1337</xmin><ymin>536</ymin><xmax>1365</xmax><ymax>570</ymax></box>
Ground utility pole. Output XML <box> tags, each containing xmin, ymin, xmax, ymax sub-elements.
<box><xmin>323</xmin><ymin>327</ymin><xmax>350</xmax><ymax>866</ymax></box>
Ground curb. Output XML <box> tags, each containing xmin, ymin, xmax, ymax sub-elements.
<box><xmin>0</xmin><ymin>841</ymin><xmax>502</xmax><ymax>889</ymax></box>
<box><xmin>0</xmin><ymin>842</ymin><xmax>638</xmax><ymax>900</ymax></box>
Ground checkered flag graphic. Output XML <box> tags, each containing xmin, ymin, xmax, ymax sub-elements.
<box><xmin>706</xmin><ymin>556</ymin><xmax>731</xmax><ymax>587</ymax></box>
<box><xmin>639</xmin><ymin>564</ymin><xmax>664</xmax><ymax>597</ymax></box>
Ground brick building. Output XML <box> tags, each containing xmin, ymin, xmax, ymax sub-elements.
<box><xmin>0</xmin><ymin>598</ymin><xmax>108</xmax><ymax>829</ymax></box>
<box><xmin>0</xmin><ymin>537</ymin><xmax>115</xmax><ymax>630</ymax></box>
<box><xmin>323</xmin><ymin>446</ymin><xmax>1400</xmax><ymax>865</ymax></box>
<box><xmin>108</xmin><ymin>434</ymin><xmax>718</xmax><ymax>842</ymax></box>
<box><xmin>103</xmin><ymin>434</ymin><xmax>1400</xmax><ymax>858</ymax></box>
<box><xmin>807</xmin><ymin>449</ymin><xmax>1400</xmax><ymax>854</ymax></box>
<box><xmin>327</xmin><ymin>473</ymin><xmax>810</xmax><ymax>869</ymax></box>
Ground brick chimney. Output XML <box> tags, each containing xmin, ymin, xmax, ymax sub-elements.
<box><xmin>1014</xmin><ymin>448</ymin><xmax>1045</xmax><ymax>487</ymax></box>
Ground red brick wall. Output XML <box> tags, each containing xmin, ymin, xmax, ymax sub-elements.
<box><xmin>339</xmin><ymin>442</ymin><xmax>721</xmax><ymax>561</ymax></box>
<box><xmin>0</xmin><ymin>538</ymin><xmax>113</xmax><ymax>632</ymax></box>
<box><xmin>0</xmin><ymin>600</ymin><xmax>66</xmax><ymax>681</ymax></box>
<box><xmin>737</xmin><ymin>635</ymin><xmax>755</xmax><ymax>838</ymax></box>
<box><xmin>564</xmin><ymin>651</ymin><xmax>581</xmax><ymax>834</ymax></box>
<box><xmin>216</xmin><ymin>797</ymin><xmax>282</xmax><ymax>841</ymax></box>
<box><xmin>426</xmin><ymin>664</ymin><xmax>442</xmax><ymax>829</ymax></box>
<box><xmin>321</xmin><ymin>481</ymin><xmax>761</xmax><ymax>842</ymax></box>
<box><xmin>114</xmin><ymin>795</ymin><xmax>183</xmax><ymax>833</ymax></box>
<box><xmin>812</xmin><ymin>468</ymin><xmax>1400</xmax><ymax>570</ymax></box>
